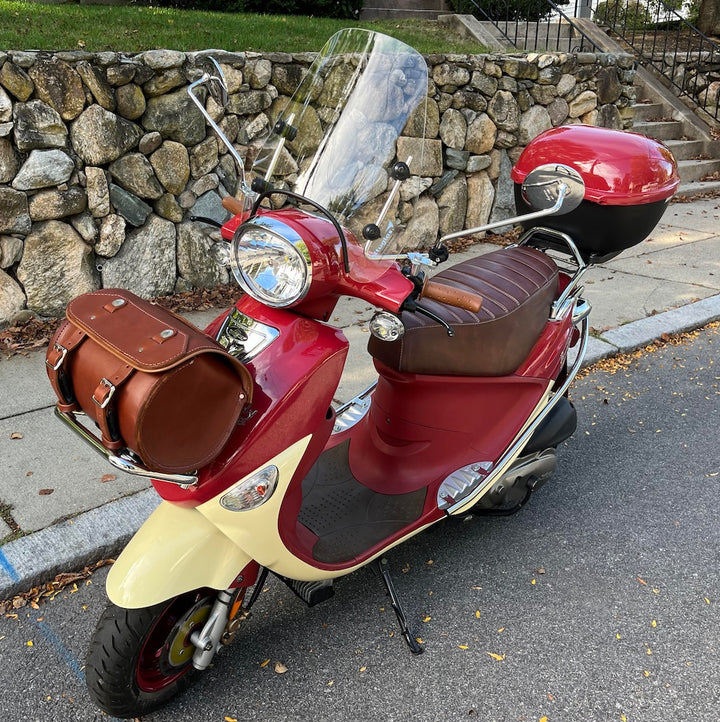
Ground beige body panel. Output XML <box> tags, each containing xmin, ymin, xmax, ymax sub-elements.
<box><xmin>106</xmin><ymin>501</ymin><xmax>252</xmax><ymax>609</ymax></box>
<box><xmin>108</xmin><ymin>435</ymin><xmax>437</xmax><ymax>607</ymax></box>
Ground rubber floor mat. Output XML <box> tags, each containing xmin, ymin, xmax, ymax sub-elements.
<box><xmin>298</xmin><ymin>441</ymin><xmax>426</xmax><ymax>564</ymax></box>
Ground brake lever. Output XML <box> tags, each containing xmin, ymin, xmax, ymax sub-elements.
<box><xmin>415</xmin><ymin>303</ymin><xmax>455</xmax><ymax>337</ymax></box>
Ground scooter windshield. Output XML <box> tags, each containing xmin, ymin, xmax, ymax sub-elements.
<box><xmin>247</xmin><ymin>29</ymin><xmax>429</xmax><ymax>264</ymax></box>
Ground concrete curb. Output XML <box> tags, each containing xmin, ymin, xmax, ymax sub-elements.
<box><xmin>0</xmin><ymin>490</ymin><xmax>159</xmax><ymax>599</ymax></box>
<box><xmin>1</xmin><ymin>293</ymin><xmax>719</xmax><ymax>601</ymax></box>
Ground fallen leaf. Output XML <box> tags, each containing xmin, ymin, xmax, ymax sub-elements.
<box><xmin>643</xmin><ymin>670</ymin><xmax>651</xmax><ymax>677</ymax></box>
<box><xmin>637</xmin><ymin>577</ymin><xmax>648</xmax><ymax>586</ymax></box>
<box><xmin>38</xmin><ymin>489</ymin><xmax>54</xmax><ymax>496</ymax></box>
<box><xmin>651</xmin><ymin>619</ymin><xmax>657</xmax><ymax>628</ymax></box>
<box><xmin>422</xmin><ymin>616</ymin><xmax>431</xmax><ymax>623</ymax></box>
<box><xmin>260</xmin><ymin>658</ymin><xmax>270</xmax><ymax>668</ymax></box>
<box><xmin>10</xmin><ymin>432</ymin><xmax>23</xmax><ymax>440</ymax></box>
<box><xmin>224</xmin><ymin>717</ymin><xmax>238</xmax><ymax>722</ymax></box>
<box><xmin>487</xmin><ymin>652</ymin><xmax>505</xmax><ymax>661</ymax></box>
<box><xmin>26</xmin><ymin>640</ymin><xmax>33</xmax><ymax>647</ymax></box>
<box><xmin>274</xmin><ymin>661</ymin><xmax>287</xmax><ymax>674</ymax></box>
<box><xmin>327</xmin><ymin>680</ymin><xmax>334</xmax><ymax>686</ymax></box>
<box><xmin>359</xmin><ymin>666</ymin><xmax>366</xmax><ymax>672</ymax></box>
<box><xmin>540</xmin><ymin>717</ymin><xmax>548</xmax><ymax>722</ymax></box>
<box><xmin>475</xmin><ymin>610</ymin><xmax>481</xmax><ymax>618</ymax></box>
<box><xmin>458</xmin><ymin>644</ymin><xmax>469</xmax><ymax>650</ymax></box>
<box><xmin>100</xmin><ymin>474</ymin><xmax>116</xmax><ymax>483</ymax></box>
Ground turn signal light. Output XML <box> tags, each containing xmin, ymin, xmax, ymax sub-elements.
<box><xmin>220</xmin><ymin>466</ymin><xmax>279</xmax><ymax>511</ymax></box>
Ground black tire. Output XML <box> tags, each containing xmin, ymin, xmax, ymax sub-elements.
<box><xmin>85</xmin><ymin>590</ymin><xmax>214</xmax><ymax>719</ymax></box>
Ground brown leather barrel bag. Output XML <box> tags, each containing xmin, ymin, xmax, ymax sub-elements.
<box><xmin>46</xmin><ymin>289</ymin><xmax>253</xmax><ymax>474</ymax></box>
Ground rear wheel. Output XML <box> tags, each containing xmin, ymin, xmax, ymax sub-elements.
<box><xmin>85</xmin><ymin>590</ymin><xmax>214</xmax><ymax>719</ymax></box>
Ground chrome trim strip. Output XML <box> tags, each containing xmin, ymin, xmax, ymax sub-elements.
<box><xmin>216</xmin><ymin>309</ymin><xmax>280</xmax><ymax>363</ymax></box>
<box><xmin>55</xmin><ymin>408</ymin><xmax>198</xmax><ymax>488</ymax></box>
<box><xmin>443</xmin><ymin>315</ymin><xmax>589</xmax><ymax>515</ymax></box>
<box><xmin>332</xmin><ymin>382</ymin><xmax>377</xmax><ymax>434</ymax></box>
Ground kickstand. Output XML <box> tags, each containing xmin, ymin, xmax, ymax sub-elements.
<box><xmin>374</xmin><ymin>558</ymin><xmax>424</xmax><ymax>655</ymax></box>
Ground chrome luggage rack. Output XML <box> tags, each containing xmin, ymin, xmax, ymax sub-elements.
<box><xmin>515</xmin><ymin>226</ymin><xmax>590</xmax><ymax>322</ymax></box>
<box><xmin>55</xmin><ymin>408</ymin><xmax>199</xmax><ymax>489</ymax></box>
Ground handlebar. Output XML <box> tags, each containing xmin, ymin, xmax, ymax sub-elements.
<box><xmin>421</xmin><ymin>280</ymin><xmax>482</xmax><ymax>313</ymax></box>
<box><xmin>222</xmin><ymin>196</ymin><xmax>247</xmax><ymax>216</ymax></box>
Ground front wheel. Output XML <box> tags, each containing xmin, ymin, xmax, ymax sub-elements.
<box><xmin>85</xmin><ymin>590</ymin><xmax>214</xmax><ymax>719</ymax></box>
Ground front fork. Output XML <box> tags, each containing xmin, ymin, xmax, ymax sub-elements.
<box><xmin>190</xmin><ymin>566</ymin><xmax>269</xmax><ymax>670</ymax></box>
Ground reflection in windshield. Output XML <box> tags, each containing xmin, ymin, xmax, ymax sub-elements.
<box><xmin>252</xmin><ymin>29</ymin><xmax>428</xmax><ymax>249</ymax></box>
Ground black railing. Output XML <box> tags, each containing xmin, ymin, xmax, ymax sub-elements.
<box><xmin>453</xmin><ymin>0</ymin><xmax>600</xmax><ymax>52</ymax></box>
<box><xmin>453</xmin><ymin>0</ymin><xmax>720</xmax><ymax>124</ymax></box>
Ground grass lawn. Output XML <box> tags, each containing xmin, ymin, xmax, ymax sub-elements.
<box><xmin>0</xmin><ymin>1</ymin><xmax>487</xmax><ymax>54</ymax></box>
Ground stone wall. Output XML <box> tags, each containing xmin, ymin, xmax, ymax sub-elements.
<box><xmin>0</xmin><ymin>47</ymin><xmax>636</xmax><ymax>326</ymax></box>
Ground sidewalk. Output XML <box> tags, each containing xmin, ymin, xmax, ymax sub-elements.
<box><xmin>1</xmin><ymin>196</ymin><xmax>719</xmax><ymax>599</ymax></box>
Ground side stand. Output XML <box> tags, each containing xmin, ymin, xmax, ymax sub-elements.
<box><xmin>374</xmin><ymin>558</ymin><xmax>424</xmax><ymax>655</ymax></box>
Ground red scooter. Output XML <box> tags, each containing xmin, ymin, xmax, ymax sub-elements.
<box><xmin>51</xmin><ymin>29</ymin><xmax>678</xmax><ymax>718</ymax></box>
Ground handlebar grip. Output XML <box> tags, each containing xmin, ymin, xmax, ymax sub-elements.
<box><xmin>222</xmin><ymin>196</ymin><xmax>247</xmax><ymax>216</ymax></box>
<box><xmin>421</xmin><ymin>280</ymin><xmax>483</xmax><ymax>313</ymax></box>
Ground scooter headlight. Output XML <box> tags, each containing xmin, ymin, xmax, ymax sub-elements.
<box><xmin>231</xmin><ymin>217</ymin><xmax>311</xmax><ymax>307</ymax></box>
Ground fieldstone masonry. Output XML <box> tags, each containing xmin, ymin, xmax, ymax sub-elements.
<box><xmin>0</xmin><ymin>47</ymin><xmax>636</xmax><ymax>326</ymax></box>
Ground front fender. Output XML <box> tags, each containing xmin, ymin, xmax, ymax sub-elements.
<box><xmin>107</xmin><ymin>501</ymin><xmax>251</xmax><ymax>609</ymax></box>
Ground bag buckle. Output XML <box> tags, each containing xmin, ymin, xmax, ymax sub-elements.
<box><xmin>92</xmin><ymin>378</ymin><xmax>116</xmax><ymax>409</ymax></box>
<box><xmin>46</xmin><ymin>343</ymin><xmax>68</xmax><ymax>371</ymax></box>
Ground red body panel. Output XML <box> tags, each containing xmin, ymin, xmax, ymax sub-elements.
<box><xmin>154</xmin><ymin>205</ymin><xmax>574</xmax><ymax>572</ymax></box>
<box><xmin>152</xmin><ymin>297</ymin><xmax>348</xmax><ymax>505</ymax></box>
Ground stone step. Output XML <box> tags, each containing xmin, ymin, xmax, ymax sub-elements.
<box><xmin>360</xmin><ymin>6</ymin><xmax>449</xmax><ymax>18</ymax></box>
<box><xmin>631</xmin><ymin>102</ymin><xmax>665</xmax><ymax>122</ymax></box>
<box><xmin>632</xmin><ymin>119</ymin><xmax>685</xmax><ymax>140</ymax></box>
<box><xmin>676</xmin><ymin>179</ymin><xmax>720</xmax><ymax>197</ymax></box>
<box><xmin>663</xmin><ymin>139</ymin><xmax>708</xmax><ymax>160</ymax></box>
<box><xmin>359</xmin><ymin>0</ymin><xmax>451</xmax><ymax>19</ymax></box>
<box><xmin>677</xmin><ymin>158</ymin><xmax>720</xmax><ymax>183</ymax></box>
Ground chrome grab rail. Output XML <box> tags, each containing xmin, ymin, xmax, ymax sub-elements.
<box><xmin>54</xmin><ymin>408</ymin><xmax>198</xmax><ymax>489</ymax></box>
<box><xmin>443</xmin><ymin>308</ymin><xmax>590</xmax><ymax>514</ymax></box>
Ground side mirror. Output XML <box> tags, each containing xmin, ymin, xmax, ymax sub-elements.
<box><xmin>202</xmin><ymin>58</ymin><xmax>229</xmax><ymax>109</ymax></box>
<box><xmin>521</xmin><ymin>163</ymin><xmax>584</xmax><ymax>216</ymax></box>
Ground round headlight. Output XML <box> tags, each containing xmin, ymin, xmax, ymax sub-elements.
<box><xmin>231</xmin><ymin>217</ymin><xmax>311</xmax><ymax>307</ymax></box>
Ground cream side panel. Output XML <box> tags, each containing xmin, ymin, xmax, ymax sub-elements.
<box><xmin>107</xmin><ymin>502</ymin><xmax>252</xmax><ymax>609</ymax></box>
<box><xmin>197</xmin><ymin>436</ymin><xmax>436</xmax><ymax>581</ymax></box>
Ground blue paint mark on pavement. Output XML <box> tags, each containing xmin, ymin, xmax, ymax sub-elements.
<box><xmin>0</xmin><ymin>548</ymin><xmax>20</xmax><ymax>583</ymax></box>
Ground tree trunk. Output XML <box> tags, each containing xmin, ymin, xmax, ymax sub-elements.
<box><xmin>696</xmin><ymin>0</ymin><xmax>720</xmax><ymax>36</ymax></box>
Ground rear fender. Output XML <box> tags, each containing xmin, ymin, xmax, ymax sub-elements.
<box><xmin>106</xmin><ymin>502</ymin><xmax>251</xmax><ymax>609</ymax></box>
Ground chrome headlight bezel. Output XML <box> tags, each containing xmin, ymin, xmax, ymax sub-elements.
<box><xmin>230</xmin><ymin>216</ymin><xmax>312</xmax><ymax>308</ymax></box>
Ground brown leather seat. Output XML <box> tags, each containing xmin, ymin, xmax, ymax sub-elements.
<box><xmin>368</xmin><ymin>246</ymin><xmax>558</xmax><ymax>376</ymax></box>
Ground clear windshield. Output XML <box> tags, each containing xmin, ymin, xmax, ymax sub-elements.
<box><xmin>244</xmin><ymin>29</ymin><xmax>429</xmax><ymax>260</ymax></box>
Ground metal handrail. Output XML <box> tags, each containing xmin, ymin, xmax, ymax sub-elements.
<box><xmin>453</xmin><ymin>0</ymin><xmax>719</xmax><ymax>124</ymax></box>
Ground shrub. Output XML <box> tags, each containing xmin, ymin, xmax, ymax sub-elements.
<box><xmin>241</xmin><ymin>0</ymin><xmax>362</xmax><ymax>18</ymax></box>
<box><xmin>594</xmin><ymin>0</ymin><xmax>655</xmax><ymax>29</ymax></box>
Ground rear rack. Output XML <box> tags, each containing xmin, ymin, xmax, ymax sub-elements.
<box><xmin>55</xmin><ymin>408</ymin><xmax>199</xmax><ymax>489</ymax></box>
<box><xmin>515</xmin><ymin>226</ymin><xmax>589</xmax><ymax>321</ymax></box>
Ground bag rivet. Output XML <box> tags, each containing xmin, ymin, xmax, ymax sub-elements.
<box><xmin>138</xmin><ymin>347</ymin><xmax>144</xmax><ymax>352</ymax></box>
<box><xmin>112</xmin><ymin>298</ymin><xmax>126</xmax><ymax>307</ymax></box>
<box><xmin>159</xmin><ymin>329</ymin><xmax>175</xmax><ymax>339</ymax></box>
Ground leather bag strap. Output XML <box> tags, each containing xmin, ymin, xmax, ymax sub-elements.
<box><xmin>45</xmin><ymin>322</ymin><xmax>87</xmax><ymax>412</ymax></box>
<box><xmin>92</xmin><ymin>362</ymin><xmax>135</xmax><ymax>451</ymax></box>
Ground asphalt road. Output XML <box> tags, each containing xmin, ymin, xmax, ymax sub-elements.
<box><xmin>1</xmin><ymin>324</ymin><xmax>718</xmax><ymax>722</ymax></box>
